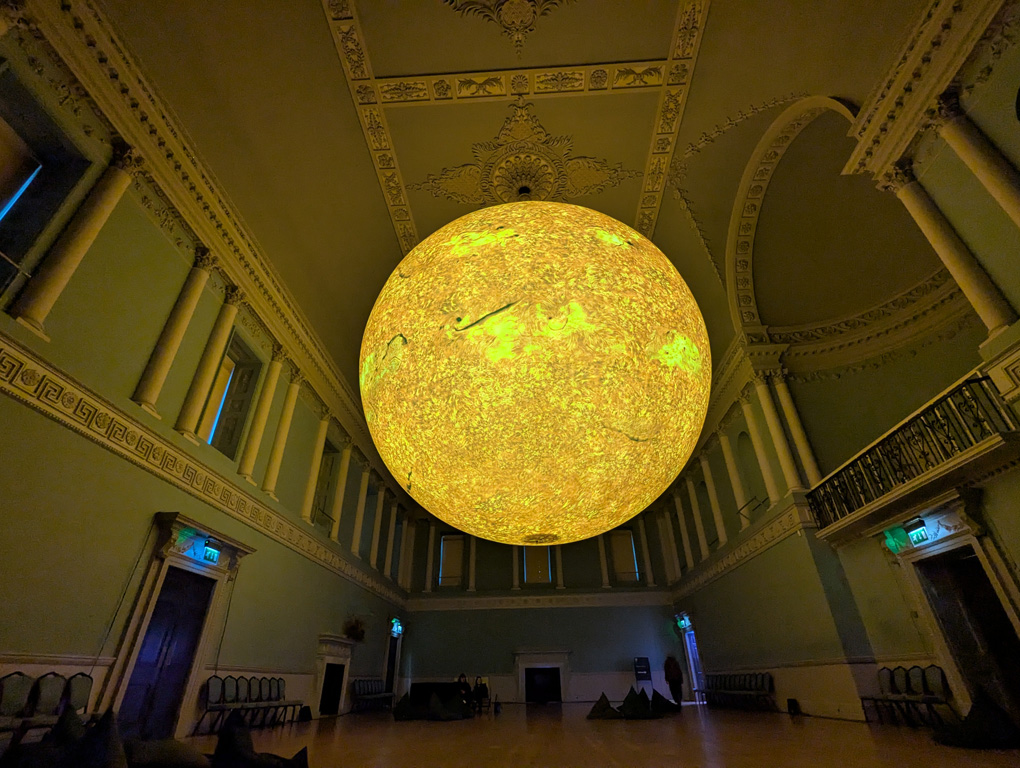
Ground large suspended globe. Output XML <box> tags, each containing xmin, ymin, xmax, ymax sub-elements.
<box><xmin>360</xmin><ymin>202</ymin><xmax>710</xmax><ymax>545</ymax></box>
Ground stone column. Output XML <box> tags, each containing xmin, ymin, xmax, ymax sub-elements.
<box><xmin>261</xmin><ymin>372</ymin><xmax>301</xmax><ymax>498</ymax></box>
<box><xmin>597</xmin><ymin>535</ymin><xmax>611</xmax><ymax>588</ymax></box>
<box><xmin>636</xmin><ymin>516</ymin><xmax>656</xmax><ymax>587</ymax></box>
<box><xmin>662</xmin><ymin>510</ymin><xmax>682</xmax><ymax>582</ymax></box>
<box><xmin>772</xmin><ymin>371</ymin><xmax>822</xmax><ymax>486</ymax></box>
<box><xmin>883</xmin><ymin>164</ymin><xmax>1016</xmax><ymax>334</ymax></box>
<box><xmin>396</xmin><ymin>516</ymin><xmax>409</xmax><ymax>587</ymax></box>
<box><xmin>937</xmin><ymin>93</ymin><xmax>1020</xmax><ymax>233</ymax></box>
<box><xmin>397</xmin><ymin>518</ymin><xmax>414</xmax><ymax>591</ymax></box>
<box><xmin>685</xmin><ymin>477</ymin><xmax>709</xmax><ymax>562</ymax></box>
<box><xmin>369</xmin><ymin>487</ymin><xmax>386</xmax><ymax>568</ymax></box>
<box><xmin>423</xmin><ymin>521</ymin><xmax>437</xmax><ymax>593</ymax></box>
<box><xmin>174</xmin><ymin>286</ymin><xmax>244</xmax><ymax>443</ymax></box>
<box><xmin>299</xmin><ymin>411</ymin><xmax>330</xmax><ymax>524</ymax></box>
<box><xmin>132</xmin><ymin>248</ymin><xmax>215</xmax><ymax>417</ymax></box>
<box><xmin>671</xmin><ymin>488</ymin><xmax>695</xmax><ymax>570</ymax></box>
<box><xmin>468</xmin><ymin>536</ymin><xmax>477</xmax><ymax>592</ymax></box>
<box><xmin>718</xmin><ymin>429</ymin><xmax>749</xmax><ymax>528</ymax></box>
<box><xmin>383</xmin><ymin>502</ymin><xmax>399</xmax><ymax>578</ymax></box>
<box><xmin>699</xmin><ymin>452</ymin><xmax>728</xmax><ymax>548</ymax></box>
<box><xmin>236</xmin><ymin>346</ymin><xmax>284</xmax><ymax>483</ymax></box>
<box><xmin>12</xmin><ymin>151</ymin><xmax>135</xmax><ymax>338</ymax></box>
<box><xmin>511</xmin><ymin>546</ymin><xmax>521</xmax><ymax>590</ymax></box>
<box><xmin>328</xmin><ymin>441</ymin><xmax>353</xmax><ymax>542</ymax></box>
<box><xmin>554</xmin><ymin>545</ymin><xmax>565</xmax><ymax>589</ymax></box>
<box><xmin>740</xmin><ymin>392</ymin><xmax>781</xmax><ymax>505</ymax></box>
<box><xmin>350</xmin><ymin>464</ymin><xmax>371</xmax><ymax>556</ymax></box>
<box><xmin>754</xmin><ymin>373</ymin><xmax>803</xmax><ymax>493</ymax></box>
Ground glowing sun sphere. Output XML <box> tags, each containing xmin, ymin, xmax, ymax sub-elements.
<box><xmin>360</xmin><ymin>202</ymin><xmax>710</xmax><ymax>546</ymax></box>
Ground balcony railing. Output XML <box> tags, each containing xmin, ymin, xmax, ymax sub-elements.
<box><xmin>808</xmin><ymin>377</ymin><xmax>1017</xmax><ymax>529</ymax></box>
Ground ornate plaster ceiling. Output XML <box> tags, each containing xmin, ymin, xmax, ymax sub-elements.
<box><xmin>95</xmin><ymin>0</ymin><xmax>936</xmax><ymax>392</ymax></box>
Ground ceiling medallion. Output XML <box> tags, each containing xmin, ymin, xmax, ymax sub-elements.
<box><xmin>360</xmin><ymin>202</ymin><xmax>711</xmax><ymax>546</ymax></box>
<box><xmin>410</xmin><ymin>99</ymin><xmax>640</xmax><ymax>205</ymax></box>
<box><xmin>442</xmin><ymin>0</ymin><xmax>577</xmax><ymax>54</ymax></box>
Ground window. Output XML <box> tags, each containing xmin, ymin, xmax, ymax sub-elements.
<box><xmin>524</xmin><ymin>546</ymin><xmax>551</xmax><ymax>584</ymax></box>
<box><xmin>439</xmin><ymin>534</ymin><xmax>464</xmax><ymax>586</ymax></box>
<box><xmin>609</xmin><ymin>529</ymin><xmax>639</xmax><ymax>582</ymax></box>
<box><xmin>311</xmin><ymin>442</ymin><xmax>340</xmax><ymax>533</ymax></box>
<box><xmin>0</xmin><ymin>59</ymin><xmax>90</xmax><ymax>295</ymax></box>
<box><xmin>197</xmin><ymin>334</ymin><xmax>262</xmax><ymax>459</ymax></box>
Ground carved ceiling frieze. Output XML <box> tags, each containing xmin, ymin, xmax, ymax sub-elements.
<box><xmin>633</xmin><ymin>0</ymin><xmax>710</xmax><ymax>239</ymax></box>
<box><xmin>441</xmin><ymin>0</ymin><xmax>577</xmax><ymax>54</ymax></box>
<box><xmin>320</xmin><ymin>1</ymin><xmax>419</xmax><ymax>254</ymax></box>
<box><xmin>371</xmin><ymin>60</ymin><xmax>668</xmax><ymax>106</ymax></box>
<box><xmin>409</xmin><ymin>98</ymin><xmax>640</xmax><ymax>205</ymax></box>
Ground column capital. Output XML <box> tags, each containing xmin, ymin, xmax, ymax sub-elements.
<box><xmin>223</xmin><ymin>285</ymin><xmax>245</xmax><ymax>306</ymax></box>
<box><xmin>353</xmin><ymin>447</ymin><xmax>370</xmax><ymax>469</ymax></box>
<box><xmin>701</xmin><ymin>433</ymin><xmax>719</xmax><ymax>453</ymax></box>
<box><xmin>333</xmin><ymin>428</ymin><xmax>353</xmax><ymax>450</ymax></box>
<box><xmin>878</xmin><ymin>163</ymin><xmax>916</xmax><ymax>194</ymax></box>
<box><xmin>738</xmin><ymin>386</ymin><xmax>753</xmax><ymax>405</ymax></box>
<box><xmin>288</xmin><ymin>369</ymin><xmax>304</xmax><ymax>387</ymax></box>
<box><xmin>932</xmin><ymin>91</ymin><xmax>965</xmax><ymax>129</ymax></box>
<box><xmin>270</xmin><ymin>343</ymin><xmax>287</xmax><ymax>363</ymax></box>
<box><xmin>193</xmin><ymin>245</ymin><xmax>217</xmax><ymax>271</ymax></box>
<box><xmin>111</xmin><ymin>141</ymin><xmax>144</xmax><ymax>176</ymax></box>
<box><xmin>369</xmin><ymin>468</ymin><xmax>382</xmax><ymax>484</ymax></box>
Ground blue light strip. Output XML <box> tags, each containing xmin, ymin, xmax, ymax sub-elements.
<box><xmin>207</xmin><ymin>367</ymin><xmax>235</xmax><ymax>444</ymax></box>
<box><xmin>0</xmin><ymin>164</ymin><xmax>41</xmax><ymax>223</ymax></box>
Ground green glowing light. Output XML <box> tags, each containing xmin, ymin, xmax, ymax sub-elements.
<box><xmin>655</xmin><ymin>333</ymin><xmax>701</xmax><ymax>374</ymax></box>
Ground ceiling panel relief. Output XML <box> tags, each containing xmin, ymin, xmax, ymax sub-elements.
<box><xmin>372</xmin><ymin>60</ymin><xmax>668</xmax><ymax>106</ymax></box>
<box><xmin>321</xmin><ymin>0</ymin><xmax>419</xmax><ymax>254</ymax></box>
<box><xmin>441</xmin><ymin>0</ymin><xmax>578</xmax><ymax>55</ymax></box>
<box><xmin>724</xmin><ymin>97</ymin><xmax>853</xmax><ymax>340</ymax></box>
<box><xmin>409</xmin><ymin>99</ymin><xmax>640</xmax><ymax>205</ymax></box>
<box><xmin>634</xmin><ymin>0</ymin><xmax>710</xmax><ymax>239</ymax></box>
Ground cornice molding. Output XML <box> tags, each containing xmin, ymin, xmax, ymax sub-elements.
<box><xmin>407</xmin><ymin>589</ymin><xmax>671</xmax><ymax>612</ymax></box>
<box><xmin>0</xmin><ymin>329</ymin><xmax>404</xmax><ymax>607</ymax></box>
<box><xmin>845</xmin><ymin>0</ymin><xmax>1007</xmax><ymax>179</ymax></box>
<box><xmin>697</xmin><ymin>334</ymin><xmax>751</xmax><ymax>452</ymax></box>
<box><xmin>18</xmin><ymin>0</ymin><xmax>399</xmax><ymax>490</ymax></box>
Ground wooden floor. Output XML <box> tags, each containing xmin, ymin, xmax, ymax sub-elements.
<box><xmin>185</xmin><ymin>703</ymin><xmax>1020</xmax><ymax>767</ymax></box>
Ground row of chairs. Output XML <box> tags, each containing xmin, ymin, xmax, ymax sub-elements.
<box><xmin>860</xmin><ymin>665</ymin><xmax>950</xmax><ymax>727</ymax></box>
<box><xmin>194</xmin><ymin>675</ymin><xmax>302</xmax><ymax>734</ymax></box>
<box><xmin>0</xmin><ymin>671</ymin><xmax>92</xmax><ymax>747</ymax></box>
<box><xmin>351</xmin><ymin>679</ymin><xmax>393</xmax><ymax>712</ymax></box>
<box><xmin>695</xmin><ymin>672</ymin><xmax>775</xmax><ymax>710</ymax></box>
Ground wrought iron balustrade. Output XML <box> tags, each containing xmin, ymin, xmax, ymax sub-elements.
<box><xmin>808</xmin><ymin>377</ymin><xmax>1017</xmax><ymax>529</ymax></box>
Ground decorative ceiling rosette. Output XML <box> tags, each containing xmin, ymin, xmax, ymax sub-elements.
<box><xmin>410</xmin><ymin>99</ymin><xmax>640</xmax><ymax>205</ymax></box>
<box><xmin>442</xmin><ymin>0</ymin><xmax>578</xmax><ymax>54</ymax></box>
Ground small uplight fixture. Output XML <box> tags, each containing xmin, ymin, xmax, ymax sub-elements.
<box><xmin>203</xmin><ymin>539</ymin><xmax>221</xmax><ymax>565</ymax></box>
<box><xmin>361</xmin><ymin>202</ymin><xmax>711</xmax><ymax>546</ymax></box>
<box><xmin>904</xmin><ymin>517</ymin><xmax>929</xmax><ymax>546</ymax></box>
<box><xmin>675</xmin><ymin>613</ymin><xmax>691</xmax><ymax>631</ymax></box>
<box><xmin>390</xmin><ymin>617</ymin><xmax>404</xmax><ymax>638</ymax></box>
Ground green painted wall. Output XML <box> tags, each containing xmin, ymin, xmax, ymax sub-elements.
<box><xmin>676</xmin><ymin>533</ymin><xmax>851</xmax><ymax>670</ymax></box>
<box><xmin>0</xmin><ymin>398</ymin><xmax>399</xmax><ymax>675</ymax></box>
<box><xmin>836</xmin><ymin>537</ymin><xmax>931</xmax><ymax>661</ymax></box>
<box><xmin>402</xmin><ymin>604</ymin><xmax>675</xmax><ymax>677</ymax></box>
<box><xmin>789</xmin><ymin>324</ymin><xmax>984</xmax><ymax>475</ymax></box>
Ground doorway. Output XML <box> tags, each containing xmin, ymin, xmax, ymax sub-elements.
<box><xmin>680</xmin><ymin>614</ymin><xmax>704</xmax><ymax>700</ymax></box>
<box><xmin>319</xmin><ymin>663</ymin><xmax>346</xmax><ymax>716</ymax></box>
<box><xmin>524</xmin><ymin>667</ymin><xmax>562</xmax><ymax>704</ymax></box>
<box><xmin>118</xmin><ymin>566</ymin><xmax>215</xmax><ymax>739</ymax></box>
<box><xmin>915</xmin><ymin>545</ymin><xmax>1020</xmax><ymax>724</ymax></box>
<box><xmin>384</xmin><ymin>635</ymin><xmax>400</xmax><ymax>693</ymax></box>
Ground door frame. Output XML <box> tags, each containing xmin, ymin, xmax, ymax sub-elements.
<box><xmin>97</xmin><ymin>512</ymin><xmax>254</xmax><ymax>737</ymax></box>
<box><xmin>891</xmin><ymin>490</ymin><xmax>1020</xmax><ymax>715</ymax></box>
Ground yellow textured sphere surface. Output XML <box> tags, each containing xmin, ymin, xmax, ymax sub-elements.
<box><xmin>360</xmin><ymin>202</ymin><xmax>710</xmax><ymax>545</ymax></box>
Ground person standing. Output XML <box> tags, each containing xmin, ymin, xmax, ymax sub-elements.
<box><xmin>665</xmin><ymin>655</ymin><xmax>685</xmax><ymax>705</ymax></box>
